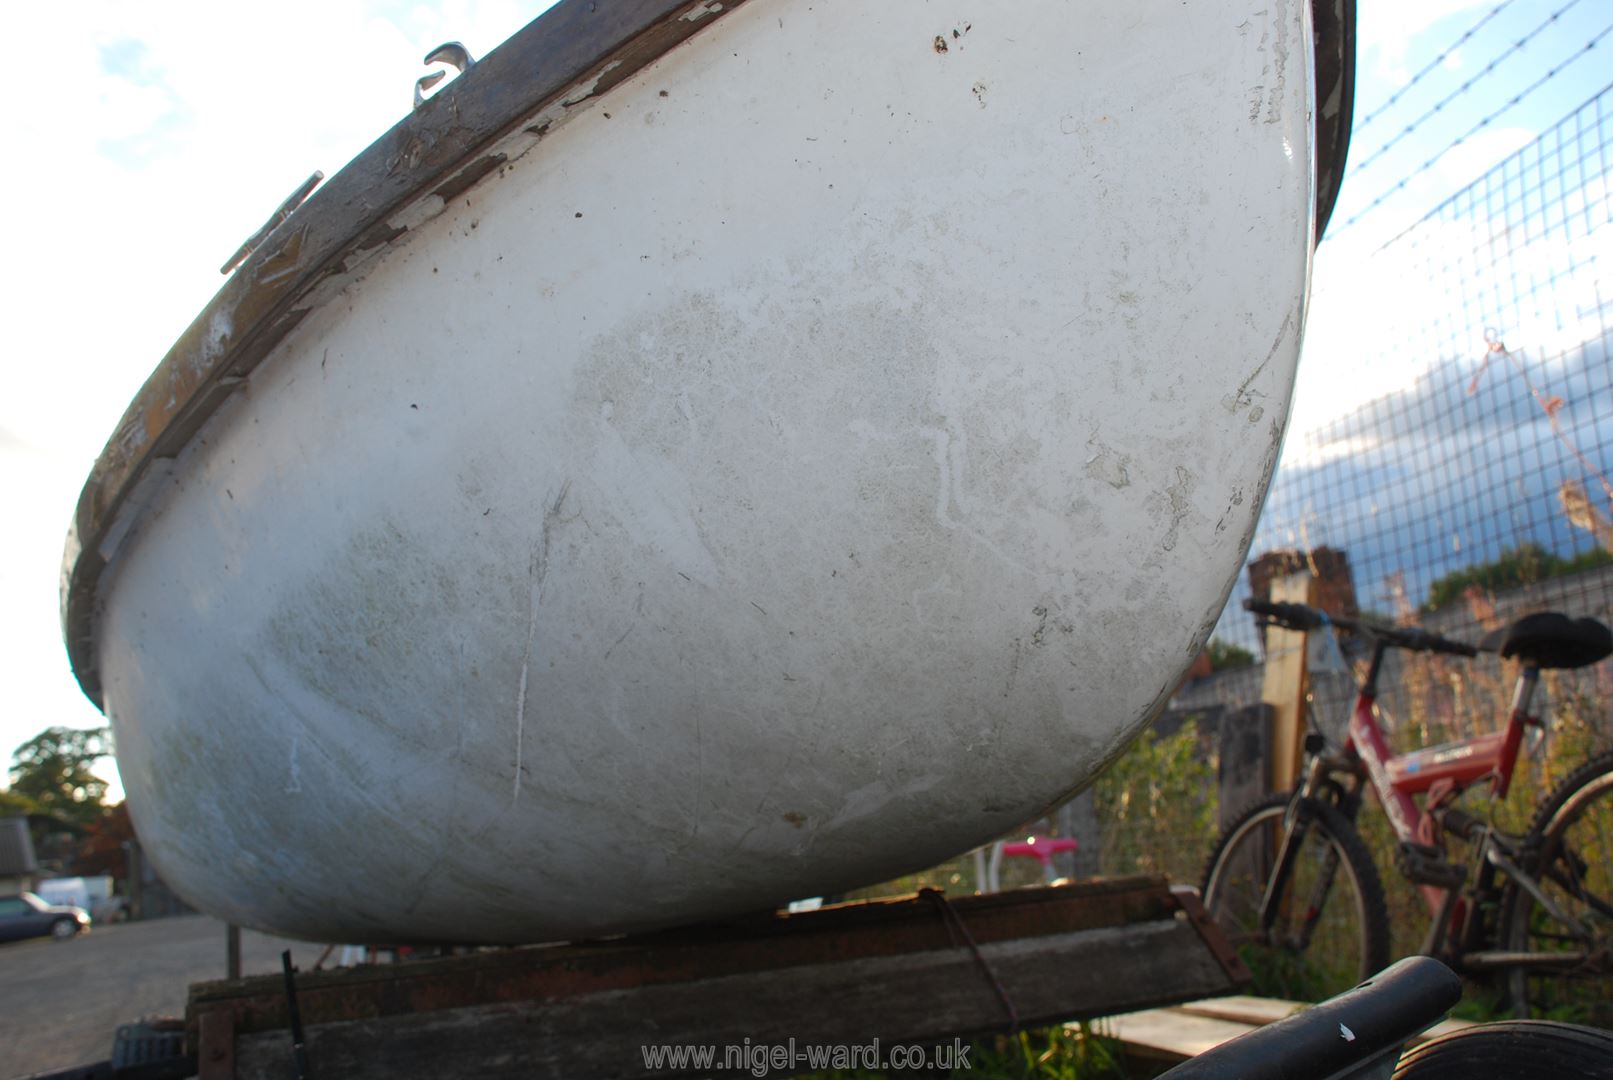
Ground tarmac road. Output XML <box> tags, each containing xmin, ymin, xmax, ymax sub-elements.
<box><xmin>1</xmin><ymin>914</ymin><xmax>326</xmax><ymax>1078</ymax></box>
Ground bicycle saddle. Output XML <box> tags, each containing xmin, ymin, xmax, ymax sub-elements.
<box><xmin>1479</xmin><ymin>612</ymin><xmax>1613</xmax><ymax>669</ymax></box>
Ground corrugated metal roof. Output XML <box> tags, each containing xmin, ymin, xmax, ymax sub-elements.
<box><xmin>0</xmin><ymin>816</ymin><xmax>39</xmax><ymax>876</ymax></box>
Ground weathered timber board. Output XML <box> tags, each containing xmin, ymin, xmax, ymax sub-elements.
<box><xmin>233</xmin><ymin>921</ymin><xmax>1230</xmax><ymax>1079</ymax></box>
<box><xmin>188</xmin><ymin>878</ymin><xmax>1243</xmax><ymax>1078</ymax></box>
<box><xmin>188</xmin><ymin>877</ymin><xmax>1183</xmax><ymax>1037</ymax></box>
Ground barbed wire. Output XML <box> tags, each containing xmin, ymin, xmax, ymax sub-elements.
<box><xmin>1332</xmin><ymin>29</ymin><xmax>1613</xmax><ymax>240</ymax></box>
<box><xmin>1350</xmin><ymin>0</ymin><xmax>1586</xmax><ymax>176</ymax></box>
<box><xmin>1355</xmin><ymin>0</ymin><xmax>1519</xmax><ymax>134</ymax></box>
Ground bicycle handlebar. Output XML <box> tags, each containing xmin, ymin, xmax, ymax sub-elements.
<box><xmin>1243</xmin><ymin>598</ymin><xmax>1477</xmax><ymax>657</ymax></box>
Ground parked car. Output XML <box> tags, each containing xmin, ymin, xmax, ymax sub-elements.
<box><xmin>0</xmin><ymin>892</ymin><xmax>91</xmax><ymax>943</ymax></box>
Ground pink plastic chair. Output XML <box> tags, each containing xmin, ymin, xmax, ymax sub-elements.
<box><xmin>1002</xmin><ymin>835</ymin><xmax>1079</xmax><ymax>870</ymax></box>
<box><xmin>980</xmin><ymin>834</ymin><xmax>1078</xmax><ymax>891</ymax></box>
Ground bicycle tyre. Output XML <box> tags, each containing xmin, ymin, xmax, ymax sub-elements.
<box><xmin>1201</xmin><ymin>791</ymin><xmax>1392</xmax><ymax>1001</ymax></box>
<box><xmin>1499</xmin><ymin>749</ymin><xmax>1613</xmax><ymax>1026</ymax></box>
<box><xmin>1391</xmin><ymin>1019</ymin><xmax>1613</xmax><ymax>1079</ymax></box>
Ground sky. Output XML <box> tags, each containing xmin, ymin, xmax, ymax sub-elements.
<box><xmin>2</xmin><ymin>0</ymin><xmax>1610</xmax><ymax>801</ymax></box>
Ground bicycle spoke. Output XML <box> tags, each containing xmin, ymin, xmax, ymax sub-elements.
<box><xmin>1503</xmin><ymin>753</ymin><xmax>1613</xmax><ymax>1025</ymax></box>
<box><xmin>1202</xmin><ymin>794</ymin><xmax>1388</xmax><ymax>1002</ymax></box>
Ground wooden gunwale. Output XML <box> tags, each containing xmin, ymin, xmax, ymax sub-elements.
<box><xmin>61</xmin><ymin>0</ymin><xmax>751</xmax><ymax>705</ymax></box>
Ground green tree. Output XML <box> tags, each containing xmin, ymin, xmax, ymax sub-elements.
<box><xmin>0</xmin><ymin>787</ymin><xmax>40</xmax><ymax>817</ymax></box>
<box><xmin>1424</xmin><ymin>542</ymin><xmax>1613</xmax><ymax>611</ymax></box>
<box><xmin>9</xmin><ymin>726</ymin><xmax>111</xmax><ymax>828</ymax></box>
<box><xmin>1206</xmin><ymin>637</ymin><xmax>1255</xmax><ymax>672</ymax></box>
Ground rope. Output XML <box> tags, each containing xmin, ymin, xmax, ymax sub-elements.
<box><xmin>919</xmin><ymin>888</ymin><xmax>1020</xmax><ymax>1033</ymax></box>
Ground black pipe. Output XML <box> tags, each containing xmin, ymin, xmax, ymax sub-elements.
<box><xmin>1158</xmin><ymin>955</ymin><xmax>1462</xmax><ymax>1079</ymax></box>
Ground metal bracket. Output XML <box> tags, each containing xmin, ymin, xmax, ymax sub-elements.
<box><xmin>1171</xmin><ymin>885</ymin><xmax>1253</xmax><ymax>986</ymax></box>
<box><xmin>414</xmin><ymin>42</ymin><xmax>475</xmax><ymax>109</ymax></box>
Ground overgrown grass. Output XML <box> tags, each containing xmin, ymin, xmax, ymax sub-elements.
<box><xmin>1092</xmin><ymin>720</ymin><xmax>1218</xmax><ymax>886</ymax></box>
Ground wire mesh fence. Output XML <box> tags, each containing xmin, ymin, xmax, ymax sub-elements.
<box><xmin>1215</xmin><ymin>81</ymin><xmax>1613</xmax><ymax>662</ymax></box>
<box><xmin>1161</xmin><ymin>83</ymin><xmax>1613</xmax><ymax>944</ymax></box>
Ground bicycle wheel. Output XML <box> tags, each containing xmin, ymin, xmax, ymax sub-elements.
<box><xmin>1391</xmin><ymin>1019</ymin><xmax>1613</xmax><ymax>1079</ymax></box>
<box><xmin>1201</xmin><ymin>791</ymin><xmax>1391</xmax><ymax>1001</ymax></box>
<box><xmin>1500</xmin><ymin>750</ymin><xmax>1613</xmax><ymax>1026</ymax></box>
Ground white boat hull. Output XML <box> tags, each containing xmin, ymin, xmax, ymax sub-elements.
<box><xmin>75</xmin><ymin>0</ymin><xmax>1318</xmax><ymax>942</ymax></box>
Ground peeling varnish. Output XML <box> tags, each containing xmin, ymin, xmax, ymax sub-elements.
<box><xmin>255</xmin><ymin>225</ymin><xmax>310</xmax><ymax>286</ymax></box>
<box><xmin>195</xmin><ymin>310</ymin><xmax>235</xmax><ymax>378</ymax></box>
<box><xmin>681</xmin><ymin>1</ymin><xmax>725</xmax><ymax>21</ymax></box>
<box><xmin>379</xmin><ymin>62</ymin><xmax>623</xmax><ymax>250</ymax></box>
<box><xmin>387</xmin><ymin>194</ymin><xmax>448</xmax><ymax>234</ymax></box>
<box><xmin>561</xmin><ymin>61</ymin><xmax>622</xmax><ymax>107</ymax></box>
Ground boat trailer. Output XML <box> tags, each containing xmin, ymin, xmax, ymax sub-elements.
<box><xmin>182</xmin><ymin>876</ymin><xmax>1237</xmax><ymax>1078</ymax></box>
<box><xmin>33</xmin><ymin>874</ymin><xmax>1488</xmax><ymax>1079</ymax></box>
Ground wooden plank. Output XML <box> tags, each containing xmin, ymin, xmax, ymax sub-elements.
<box><xmin>1101</xmin><ymin>1008</ymin><xmax>1255</xmax><ymax>1061</ymax></box>
<box><xmin>188</xmin><ymin>877</ymin><xmax>1186</xmax><ymax>1038</ymax></box>
<box><xmin>1261</xmin><ymin>572</ymin><xmax>1316</xmax><ymax>793</ymax></box>
<box><xmin>231</xmin><ymin>920</ymin><xmax>1234</xmax><ymax>1080</ymax></box>
<box><xmin>186</xmin><ymin>879</ymin><xmax>1242</xmax><ymax>1079</ymax></box>
<box><xmin>196</xmin><ymin>1009</ymin><xmax>236</xmax><ymax>1080</ymax></box>
<box><xmin>1174</xmin><ymin>995</ymin><xmax>1302</xmax><ymax>1027</ymax></box>
<box><xmin>1176</xmin><ymin>994</ymin><xmax>1480</xmax><ymax>1043</ymax></box>
<box><xmin>1106</xmin><ymin>996</ymin><xmax>1479</xmax><ymax>1067</ymax></box>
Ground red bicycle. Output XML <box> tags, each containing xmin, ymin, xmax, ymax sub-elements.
<box><xmin>1200</xmin><ymin>598</ymin><xmax>1613</xmax><ymax>1023</ymax></box>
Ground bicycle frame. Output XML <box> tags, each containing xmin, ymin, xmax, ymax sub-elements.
<box><xmin>1265</xmin><ymin>624</ymin><xmax>1545</xmax><ymax>956</ymax></box>
<box><xmin>1237</xmin><ymin>599</ymin><xmax>1612</xmax><ymax>989</ymax></box>
<box><xmin>1347</xmin><ymin>638</ymin><xmax>1538</xmax><ymax>845</ymax></box>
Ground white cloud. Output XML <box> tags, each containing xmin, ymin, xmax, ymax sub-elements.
<box><xmin>1295</xmin><ymin>156</ymin><xmax>1612</xmax><ymax>440</ymax></box>
<box><xmin>1357</xmin><ymin>0</ymin><xmax>1493</xmax><ymax>86</ymax></box>
<box><xmin>1434</xmin><ymin>126</ymin><xmax>1536</xmax><ymax>187</ymax></box>
<box><xmin>1290</xmin><ymin>235</ymin><xmax>1458</xmax><ymax>436</ymax></box>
